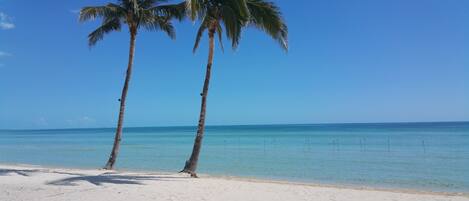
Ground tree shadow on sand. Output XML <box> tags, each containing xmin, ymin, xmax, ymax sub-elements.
<box><xmin>0</xmin><ymin>168</ymin><xmax>39</xmax><ymax>176</ymax></box>
<box><xmin>47</xmin><ymin>172</ymin><xmax>187</xmax><ymax>186</ymax></box>
<box><xmin>0</xmin><ymin>168</ymin><xmax>86</xmax><ymax>177</ymax></box>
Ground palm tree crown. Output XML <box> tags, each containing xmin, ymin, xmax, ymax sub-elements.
<box><xmin>80</xmin><ymin>0</ymin><xmax>185</xmax><ymax>46</ymax></box>
<box><xmin>188</xmin><ymin>0</ymin><xmax>288</xmax><ymax>52</ymax></box>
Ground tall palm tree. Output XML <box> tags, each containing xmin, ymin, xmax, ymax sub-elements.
<box><xmin>181</xmin><ymin>0</ymin><xmax>288</xmax><ymax>177</ymax></box>
<box><xmin>79</xmin><ymin>0</ymin><xmax>185</xmax><ymax>170</ymax></box>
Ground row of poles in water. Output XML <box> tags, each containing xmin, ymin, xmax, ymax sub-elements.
<box><xmin>303</xmin><ymin>137</ymin><xmax>427</xmax><ymax>153</ymax></box>
<box><xmin>221</xmin><ymin>136</ymin><xmax>429</xmax><ymax>155</ymax></box>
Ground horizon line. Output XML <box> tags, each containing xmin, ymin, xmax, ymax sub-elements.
<box><xmin>1</xmin><ymin>120</ymin><xmax>468</xmax><ymax>131</ymax></box>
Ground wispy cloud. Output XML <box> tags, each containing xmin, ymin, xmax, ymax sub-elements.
<box><xmin>0</xmin><ymin>12</ymin><xmax>15</xmax><ymax>30</ymax></box>
<box><xmin>69</xmin><ymin>9</ymin><xmax>80</xmax><ymax>15</ymax></box>
<box><xmin>0</xmin><ymin>51</ymin><xmax>12</xmax><ymax>57</ymax></box>
<box><xmin>0</xmin><ymin>51</ymin><xmax>12</xmax><ymax>67</ymax></box>
<box><xmin>35</xmin><ymin>117</ymin><xmax>49</xmax><ymax>127</ymax></box>
<box><xmin>66</xmin><ymin>116</ymin><xmax>97</xmax><ymax>127</ymax></box>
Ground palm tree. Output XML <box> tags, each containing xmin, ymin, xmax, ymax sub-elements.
<box><xmin>79</xmin><ymin>0</ymin><xmax>185</xmax><ymax>170</ymax></box>
<box><xmin>181</xmin><ymin>0</ymin><xmax>288</xmax><ymax>177</ymax></box>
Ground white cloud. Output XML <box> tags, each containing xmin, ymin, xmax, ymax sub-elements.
<box><xmin>0</xmin><ymin>12</ymin><xmax>15</xmax><ymax>30</ymax></box>
<box><xmin>69</xmin><ymin>9</ymin><xmax>80</xmax><ymax>14</ymax></box>
<box><xmin>66</xmin><ymin>116</ymin><xmax>97</xmax><ymax>127</ymax></box>
<box><xmin>0</xmin><ymin>51</ymin><xmax>12</xmax><ymax>57</ymax></box>
<box><xmin>81</xmin><ymin>116</ymin><xmax>96</xmax><ymax>123</ymax></box>
<box><xmin>35</xmin><ymin>117</ymin><xmax>49</xmax><ymax>127</ymax></box>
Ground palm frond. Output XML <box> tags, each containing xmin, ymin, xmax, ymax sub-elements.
<box><xmin>88</xmin><ymin>18</ymin><xmax>122</xmax><ymax>46</ymax></box>
<box><xmin>81</xmin><ymin>0</ymin><xmax>183</xmax><ymax>47</ymax></box>
<box><xmin>79</xmin><ymin>4</ymin><xmax>126</xmax><ymax>22</ymax></box>
<box><xmin>219</xmin><ymin>3</ymin><xmax>244</xmax><ymax>49</ymax></box>
<box><xmin>151</xmin><ymin>2</ymin><xmax>187</xmax><ymax>21</ymax></box>
<box><xmin>193</xmin><ymin>15</ymin><xmax>210</xmax><ymax>52</ymax></box>
<box><xmin>246</xmin><ymin>0</ymin><xmax>288</xmax><ymax>50</ymax></box>
<box><xmin>216</xmin><ymin>22</ymin><xmax>224</xmax><ymax>52</ymax></box>
<box><xmin>224</xmin><ymin>0</ymin><xmax>250</xmax><ymax>21</ymax></box>
<box><xmin>139</xmin><ymin>9</ymin><xmax>176</xmax><ymax>38</ymax></box>
<box><xmin>145</xmin><ymin>19</ymin><xmax>176</xmax><ymax>39</ymax></box>
<box><xmin>185</xmin><ymin>0</ymin><xmax>205</xmax><ymax>20</ymax></box>
<box><xmin>139</xmin><ymin>0</ymin><xmax>162</xmax><ymax>8</ymax></box>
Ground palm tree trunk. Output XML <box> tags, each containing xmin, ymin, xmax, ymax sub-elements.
<box><xmin>182</xmin><ymin>27</ymin><xmax>216</xmax><ymax>177</ymax></box>
<box><xmin>104</xmin><ymin>28</ymin><xmax>137</xmax><ymax>170</ymax></box>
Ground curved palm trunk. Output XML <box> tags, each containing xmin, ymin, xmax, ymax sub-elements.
<box><xmin>182</xmin><ymin>28</ymin><xmax>216</xmax><ymax>177</ymax></box>
<box><xmin>104</xmin><ymin>29</ymin><xmax>137</xmax><ymax>170</ymax></box>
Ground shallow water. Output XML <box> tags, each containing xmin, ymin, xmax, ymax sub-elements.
<box><xmin>1</xmin><ymin>122</ymin><xmax>468</xmax><ymax>192</ymax></box>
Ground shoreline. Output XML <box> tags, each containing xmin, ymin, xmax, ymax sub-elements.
<box><xmin>1</xmin><ymin>163</ymin><xmax>468</xmax><ymax>201</ymax></box>
<box><xmin>211</xmin><ymin>175</ymin><xmax>469</xmax><ymax>197</ymax></box>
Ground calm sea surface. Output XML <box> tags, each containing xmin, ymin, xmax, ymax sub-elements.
<box><xmin>1</xmin><ymin>122</ymin><xmax>468</xmax><ymax>192</ymax></box>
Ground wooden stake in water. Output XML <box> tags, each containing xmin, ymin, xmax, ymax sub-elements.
<box><xmin>223</xmin><ymin>139</ymin><xmax>227</xmax><ymax>159</ymax></box>
<box><xmin>360</xmin><ymin>138</ymin><xmax>363</xmax><ymax>152</ymax></box>
<box><xmin>422</xmin><ymin>140</ymin><xmax>426</xmax><ymax>154</ymax></box>
<box><xmin>237</xmin><ymin>137</ymin><xmax>241</xmax><ymax>159</ymax></box>
<box><xmin>364</xmin><ymin>138</ymin><xmax>367</xmax><ymax>152</ymax></box>
<box><xmin>337</xmin><ymin>139</ymin><xmax>340</xmax><ymax>152</ymax></box>
<box><xmin>263</xmin><ymin>137</ymin><xmax>266</xmax><ymax>156</ymax></box>
<box><xmin>387</xmin><ymin>137</ymin><xmax>391</xmax><ymax>152</ymax></box>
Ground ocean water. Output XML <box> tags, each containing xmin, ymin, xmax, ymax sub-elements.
<box><xmin>0</xmin><ymin>122</ymin><xmax>468</xmax><ymax>193</ymax></box>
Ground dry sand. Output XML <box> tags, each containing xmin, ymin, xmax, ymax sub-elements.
<box><xmin>1</xmin><ymin>164</ymin><xmax>468</xmax><ymax>201</ymax></box>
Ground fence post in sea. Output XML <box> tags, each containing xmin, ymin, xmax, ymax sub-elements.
<box><xmin>337</xmin><ymin>139</ymin><xmax>340</xmax><ymax>152</ymax></box>
<box><xmin>263</xmin><ymin>137</ymin><xmax>266</xmax><ymax>156</ymax></box>
<box><xmin>331</xmin><ymin>139</ymin><xmax>334</xmax><ymax>152</ymax></box>
<box><xmin>387</xmin><ymin>137</ymin><xmax>391</xmax><ymax>152</ymax></box>
<box><xmin>363</xmin><ymin>138</ymin><xmax>367</xmax><ymax>152</ymax></box>
<box><xmin>359</xmin><ymin>138</ymin><xmax>363</xmax><ymax>152</ymax></box>
<box><xmin>422</xmin><ymin>140</ymin><xmax>426</xmax><ymax>154</ymax></box>
<box><xmin>303</xmin><ymin>136</ymin><xmax>307</xmax><ymax>153</ymax></box>
<box><xmin>237</xmin><ymin>136</ymin><xmax>241</xmax><ymax>160</ymax></box>
<box><xmin>223</xmin><ymin>139</ymin><xmax>227</xmax><ymax>159</ymax></box>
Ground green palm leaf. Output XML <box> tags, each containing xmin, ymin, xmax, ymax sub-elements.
<box><xmin>186</xmin><ymin>0</ymin><xmax>287</xmax><ymax>52</ymax></box>
<box><xmin>246</xmin><ymin>0</ymin><xmax>288</xmax><ymax>50</ymax></box>
<box><xmin>80</xmin><ymin>0</ymin><xmax>186</xmax><ymax>46</ymax></box>
<box><xmin>88</xmin><ymin>18</ymin><xmax>122</xmax><ymax>46</ymax></box>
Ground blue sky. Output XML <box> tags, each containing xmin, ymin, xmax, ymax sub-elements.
<box><xmin>0</xmin><ymin>0</ymin><xmax>468</xmax><ymax>129</ymax></box>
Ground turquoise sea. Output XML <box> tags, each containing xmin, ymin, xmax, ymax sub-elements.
<box><xmin>1</xmin><ymin>122</ymin><xmax>468</xmax><ymax>193</ymax></box>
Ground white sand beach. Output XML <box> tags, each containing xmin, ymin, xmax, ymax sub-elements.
<box><xmin>0</xmin><ymin>164</ymin><xmax>467</xmax><ymax>201</ymax></box>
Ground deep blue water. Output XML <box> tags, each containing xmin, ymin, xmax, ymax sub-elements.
<box><xmin>1</xmin><ymin>122</ymin><xmax>468</xmax><ymax>192</ymax></box>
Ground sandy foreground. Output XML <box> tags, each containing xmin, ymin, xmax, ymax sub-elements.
<box><xmin>0</xmin><ymin>164</ymin><xmax>468</xmax><ymax>201</ymax></box>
